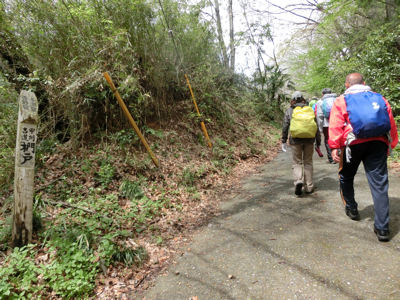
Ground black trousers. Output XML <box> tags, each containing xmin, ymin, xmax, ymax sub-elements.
<box><xmin>339</xmin><ymin>141</ymin><xmax>389</xmax><ymax>230</ymax></box>
<box><xmin>323</xmin><ymin>127</ymin><xmax>333</xmax><ymax>162</ymax></box>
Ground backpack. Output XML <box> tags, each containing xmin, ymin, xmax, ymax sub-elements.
<box><xmin>312</xmin><ymin>103</ymin><xmax>317</xmax><ymax>112</ymax></box>
<box><xmin>322</xmin><ymin>95</ymin><xmax>336</xmax><ymax>118</ymax></box>
<box><xmin>344</xmin><ymin>91</ymin><xmax>391</xmax><ymax>138</ymax></box>
<box><xmin>289</xmin><ymin>106</ymin><xmax>317</xmax><ymax>138</ymax></box>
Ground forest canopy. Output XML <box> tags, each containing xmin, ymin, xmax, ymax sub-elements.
<box><xmin>2</xmin><ymin>0</ymin><xmax>399</xmax><ymax>136</ymax></box>
<box><xmin>285</xmin><ymin>0</ymin><xmax>400</xmax><ymax>112</ymax></box>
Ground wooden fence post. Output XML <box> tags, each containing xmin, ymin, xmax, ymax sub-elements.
<box><xmin>12</xmin><ymin>90</ymin><xmax>38</xmax><ymax>247</ymax></box>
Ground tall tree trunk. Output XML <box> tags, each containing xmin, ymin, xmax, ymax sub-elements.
<box><xmin>214</xmin><ymin>0</ymin><xmax>228</xmax><ymax>67</ymax></box>
<box><xmin>228</xmin><ymin>0</ymin><xmax>235</xmax><ymax>71</ymax></box>
<box><xmin>242</xmin><ymin>4</ymin><xmax>266</xmax><ymax>89</ymax></box>
<box><xmin>385</xmin><ymin>0</ymin><xmax>397</xmax><ymax>20</ymax></box>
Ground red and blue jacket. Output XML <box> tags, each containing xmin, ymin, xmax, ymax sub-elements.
<box><xmin>328</xmin><ymin>85</ymin><xmax>398</xmax><ymax>151</ymax></box>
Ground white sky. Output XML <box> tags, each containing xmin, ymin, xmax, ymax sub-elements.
<box><xmin>207</xmin><ymin>0</ymin><xmax>322</xmax><ymax>75</ymax></box>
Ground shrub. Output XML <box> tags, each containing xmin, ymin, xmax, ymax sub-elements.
<box><xmin>0</xmin><ymin>75</ymin><xmax>18</xmax><ymax>192</ymax></box>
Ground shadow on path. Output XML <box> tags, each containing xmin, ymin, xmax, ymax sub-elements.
<box><xmin>141</xmin><ymin>150</ymin><xmax>400</xmax><ymax>300</ymax></box>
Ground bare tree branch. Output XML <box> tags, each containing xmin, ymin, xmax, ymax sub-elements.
<box><xmin>266</xmin><ymin>2</ymin><xmax>320</xmax><ymax>24</ymax></box>
<box><xmin>228</xmin><ymin>0</ymin><xmax>235</xmax><ymax>71</ymax></box>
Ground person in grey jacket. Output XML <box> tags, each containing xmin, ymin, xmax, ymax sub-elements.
<box><xmin>316</xmin><ymin>88</ymin><xmax>337</xmax><ymax>164</ymax></box>
<box><xmin>282</xmin><ymin>91</ymin><xmax>321</xmax><ymax>196</ymax></box>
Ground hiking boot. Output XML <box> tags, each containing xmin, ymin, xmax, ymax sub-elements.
<box><xmin>305</xmin><ymin>188</ymin><xmax>315</xmax><ymax>194</ymax></box>
<box><xmin>345</xmin><ymin>207</ymin><xmax>360</xmax><ymax>221</ymax></box>
<box><xmin>374</xmin><ymin>226</ymin><xmax>390</xmax><ymax>242</ymax></box>
<box><xmin>295</xmin><ymin>183</ymin><xmax>303</xmax><ymax>196</ymax></box>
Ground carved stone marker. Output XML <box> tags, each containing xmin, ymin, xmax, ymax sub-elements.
<box><xmin>12</xmin><ymin>91</ymin><xmax>38</xmax><ymax>247</ymax></box>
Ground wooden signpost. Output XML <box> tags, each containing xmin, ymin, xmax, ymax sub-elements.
<box><xmin>12</xmin><ymin>90</ymin><xmax>38</xmax><ymax>247</ymax></box>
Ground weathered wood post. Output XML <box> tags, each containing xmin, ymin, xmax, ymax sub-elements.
<box><xmin>12</xmin><ymin>90</ymin><xmax>38</xmax><ymax>247</ymax></box>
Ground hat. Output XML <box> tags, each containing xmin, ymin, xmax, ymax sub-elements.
<box><xmin>322</xmin><ymin>88</ymin><xmax>332</xmax><ymax>95</ymax></box>
<box><xmin>292</xmin><ymin>91</ymin><xmax>303</xmax><ymax>100</ymax></box>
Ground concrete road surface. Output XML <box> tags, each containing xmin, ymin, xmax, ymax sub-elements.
<box><xmin>140</xmin><ymin>147</ymin><xmax>400</xmax><ymax>300</ymax></box>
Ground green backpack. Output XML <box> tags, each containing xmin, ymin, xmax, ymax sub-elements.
<box><xmin>289</xmin><ymin>106</ymin><xmax>317</xmax><ymax>138</ymax></box>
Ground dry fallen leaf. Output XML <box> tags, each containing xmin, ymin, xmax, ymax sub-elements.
<box><xmin>3</xmin><ymin>122</ymin><xmax>280</xmax><ymax>300</ymax></box>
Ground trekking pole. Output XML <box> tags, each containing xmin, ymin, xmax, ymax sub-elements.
<box><xmin>103</xmin><ymin>72</ymin><xmax>160</xmax><ymax>168</ymax></box>
<box><xmin>184</xmin><ymin>74</ymin><xmax>212</xmax><ymax>149</ymax></box>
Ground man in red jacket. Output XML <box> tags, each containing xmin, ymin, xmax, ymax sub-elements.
<box><xmin>329</xmin><ymin>73</ymin><xmax>398</xmax><ymax>242</ymax></box>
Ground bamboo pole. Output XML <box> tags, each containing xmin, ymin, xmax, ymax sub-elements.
<box><xmin>103</xmin><ymin>72</ymin><xmax>159</xmax><ymax>168</ymax></box>
<box><xmin>184</xmin><ymin>74</ymin><xmax>212</xmax><ymax>148</ymax></box>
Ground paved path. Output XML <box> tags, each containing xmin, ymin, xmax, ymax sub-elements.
<box><xmin>140</xmin><ymin>148</ymin><xmax>400</xmax><ymax>300</ymax></box>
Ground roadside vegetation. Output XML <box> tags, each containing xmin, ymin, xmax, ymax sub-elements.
<box><xmin>0</xmin><ymin>79</ymin><xmax>280</xmax><ymax>298</ymax></box>
<box><xmin>285</xmin><ymin>0</ymin><xmax>400</xmax><ymax>112</ymax></box>
<box><xmin>0</xmin><ymin>0</ymin><xmax>283</xmax><ymax>298</ymax></box>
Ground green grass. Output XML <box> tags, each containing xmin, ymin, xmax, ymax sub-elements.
<box><xmin>0</xmin><ymin>242</ymin><xmax>98</xmax><ymax>299</ymax></box>
<box><xmin>0</xmin><ymin>117</ymin><xmax>282</xmax><ymax>298</ymax></box>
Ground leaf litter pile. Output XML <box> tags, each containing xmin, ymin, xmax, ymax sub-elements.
<box><xmin>0</xmin><ymin>121</ymin><xmax>279</xmax><ymax>299</ymax></box>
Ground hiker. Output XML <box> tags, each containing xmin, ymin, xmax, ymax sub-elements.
<box><xmin>309</xmin><ymin>97</ymin><xmax>318</xmax><ymax>112</ymax></box>
<box><xmin>329</xmin><ymin>73</ymin><xmax>398</xmax><ymax>242</ymax></box>
<box><xmin>282</xmin><ymin>91</ymin><xmax>321</xmax><ymax>196</ymax></box>
<box><xmin>316</xmin><ymin>88</ymin><xmax>337</xmax><ymax>164</ymax></box>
